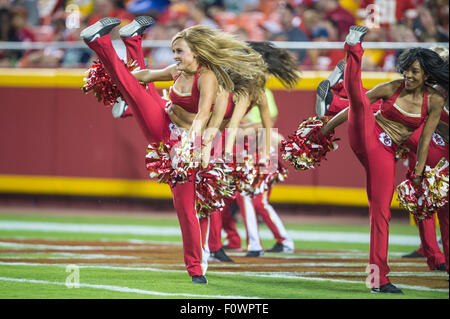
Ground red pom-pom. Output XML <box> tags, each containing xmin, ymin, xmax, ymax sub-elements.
<box><xmin>233</xmin><ymin>156</ymin><xmax>260</xmax><ymax>195</ymax></box>
<box><xmin>195</xmin><ymin>160</ymin><xmax>236</xmax><ymax>217</ymax></box>
<box><xmin>395</xmin><ymin>145</ymin><xmax>410</xmax><ymax>162</ymax></box>
<box><xmin>145</xmin><ymin>130</ymin><xmax>200</xmax><ymax>187</ymax></box>
<box><xmin>82</xmin><ymin>59</ymin><xmax>140</xmax><ymax>106</ymax></box>
<box><xmin>145</xmin><ymin>141</ymin><xmax>178</xmax><ymax>186</ymax></box>
<box><xmin>397</xmin><ymin>158</ymin><xmax>449</xmax><ymax>220</ymax></box>
<box><xmin>257</xmin><ymin>160</ymin><xmax>289</xmax><ymax>194</ymax></box>
<box><xmin>280</xmin><ymin>117</ymin><xmax>339</xmax><ymax>170</ymax></box>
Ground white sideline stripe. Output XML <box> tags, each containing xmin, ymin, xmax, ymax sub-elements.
<box><xmin>211</xmin><ymin>272</ymin><xmax>448</xmax><ymax>293</ymax></box>
<box><xmin>7</xmin><ymin>237</ymin><xmax>181</xmax><ymax>246</ymax></box>
<box><xmin>0</xmin><ymin>262</ymin><xmax>446</xmax><ymax>293</ymax></box>
<box><xmin>0</xmin><ymin>253</ymin><xmax>138</xmax><ymax>260</ymax></box>
<box><xmin>0</xmin><ymin>241</ymin><xmax>411</xmax><ymax>260</ymax></box>
<box><xmin>212</xmin><ymin>262</ymin><xmax>428</xmax><ymax>268</ymax></box>
<box><xmin>0</xmin><ymin>242</ymin><xmax>166</xmax><ymax>250</ymax></box>
<box><xmin>227</xmin><ymin>253</ymin><xmax>384</xmax><ymax>260</ymax></box>
<box><xmin>251</xmin><ymin>271</ymin><xmax>448</xmax><ymax>277</ymax></box>
<box><xmin>0</xmin><ymin>277</ymin><xmax>259</xmax><ymax>299</ymax></box>
<box><xmin>0</xmin><ymin>221</ymin><xmax>421</xmax><ymax>246</ymax></box>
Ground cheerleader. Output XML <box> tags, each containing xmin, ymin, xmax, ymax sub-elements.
<box><xmin>80</xmin><ymin>17</ymin><xmax>264</xmax><ymax>284</ymax></box>
<box><xmin>207</xmin><ymin>42</ymin><xmax>299</xmax><ymax>257</ymax></box>
<box><xmin>339</xmin><ymin>26</ymin><xmax>447</xmax><ymax>293</ymax></box>
<box><xmin>103</xmin><ymin>24</ymin><xmax>268</xmax><ymax>263</ymax></box>
<box><xmin>318</xmin><ymin>50</ymin><xmax>448</xmax><ymax>274</ymax></box>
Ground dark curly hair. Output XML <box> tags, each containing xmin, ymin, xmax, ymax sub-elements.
<box><xmin>397</xmin><ymin>47</ymin><xmax>449</xmax><ymax>90</ymax></box>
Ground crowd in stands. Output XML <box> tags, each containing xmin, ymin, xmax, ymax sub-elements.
<box><xmin>0</xmin><ymin>0</ymin><xmax>448</xmax><ymax>71</ymax></box>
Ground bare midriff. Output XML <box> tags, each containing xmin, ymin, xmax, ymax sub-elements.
<box><xmin>167</xmin><ymin>103</ymin><xmax>196</xmax><ymax>130</ymax></box>
<box><xmin>374</xmin><ymin>111</ymin><xmax>415</xmax><ymax>146</ymax></box>
<box><xmin>167</xmin><ymin>102</ymin><xmax>234</xmax><ymax>136</ymax></box>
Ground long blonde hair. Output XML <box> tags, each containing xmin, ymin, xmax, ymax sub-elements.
<box><xmin>171</xmin><ymin>25</ymin><xmax>266</xmax><ymax>93</ymax></box>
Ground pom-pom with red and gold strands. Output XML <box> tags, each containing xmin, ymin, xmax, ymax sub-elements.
<box><xmin>423</xmin><ymin>158</ymin><xmax>449</xmax><ymax>208</ymax></box>
<box><xmin>195</xmin><ymin>159</ymin><xmax>237</xmax><ymax>217</ymax></box>
<box><xmin>170</xmin><ymin>131</ymin><xmax>200</xmax><ymax>183</ymax></box>
<box><xmin>397</xmin><ymin>158</ymin><xmax>449</xmax><ymax>220</ymax></box>
<box><xmin>256</xmin><ymin>160</ymin><xmax>289</xmax><ymax>195</ymax></box>
<box><xmin>145</xmin><ymin>141</ymin><xmax>174</xmax><ymax>185</ymax></box>
<box><xmin>82</xmin><ymin>59</ymin><xmax>140</xmax><ymax>106</ymax></box>
<box><xmin>232</xmin><ymin>154</ymin><xmax>260</xmax><ymax>196</ymax></box>
<box><xmin>395</xmin><ymin>145</ymin><xmax>410</xmax><ymax>161</ymax></box>
<box><xmin>145</xmin><ymin>130</ymin><xmax>200</xmax><ymax>187</ymax></box>
<box><xmin>280</xmin><ymin>116</ymin><xmax>339</xmax><ymax>170</ymax></box>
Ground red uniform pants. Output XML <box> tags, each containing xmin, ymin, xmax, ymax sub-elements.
<box><xmin>345</xmin><ymin>42</ymin><xmax>398</xmax><ymax>287</ymax></box>
<box><xmin>87</xmin><ymin>34</ymin><xmax>210</xmax><ymax>277</ymax></box>
<box><xmin>210</xmin><ymin>191</ymin><xmax>293</xmax><ymax>252</ymax></box>
<box><xmin>333</xmin><ymin>52</ymin><xmax>448</xmax><ymax>274</ymax></box>
<box><xmin>405</xmin><ymin>127</ymin><xmax>449</xmax><ymax>272</ymax></box>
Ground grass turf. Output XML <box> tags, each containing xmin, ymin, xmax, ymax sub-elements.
<box><xmin>0</xmin><ymin>210</ymin><xmax>447</xmax><ymax>300</ymax></box>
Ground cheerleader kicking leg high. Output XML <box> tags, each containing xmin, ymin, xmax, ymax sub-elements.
<box><xmin>81</xmin><ymin>18</ymin><xmax>210</xmax><ymax>284</ymax></box>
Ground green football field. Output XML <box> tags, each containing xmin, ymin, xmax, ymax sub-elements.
<box><xmin>0</xmin><ymin>209</ymin><xmax>447</xmax><ymax>300</ymax></box>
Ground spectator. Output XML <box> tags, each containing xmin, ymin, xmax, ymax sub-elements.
<box><xmin>20</xmin><ymin>12</ymin><xmax>66</xmax><ymax>67</ymax></box>
<box><xmin>435</xmin><ymin>0</ymin><xmax>448</xmax><ymax>37</ymax></box>
<box><xmin>66</xmin><ymin>0</ymin><xmax>94</xmax><ymax>16</ymax></box>
<box><xmin>360</xmin><ymin>28</ymin><xmax>387</xmax><ymax>71</ymax></box>
<box><xmin>413</xmin><ymin>5</ymin><xmax>448</xmax><ymax>43</ymax></box>
<box><xmin>12</xmin><ymin>0</ymin><xmax>39</xmax><ymax>26</ymax></box>
<box><xmin>0</xmin><ymin>0</ymin><xmax>15</xmax><ymax>66</ymax></box>
<box><xmin>125</xmin><ymin>0</ymin><xmax>169</xmax><ymax>17</ymax></box>
<box><xmin>4</xmin><ymin>6</ymin><xmax>36</xmax><ymax>67</ymax></box>
<box><xmin>233</xmin><ymin>26</ymin><xmax>250</xmax><ymax>41</ymax></box>
<box><xmin>10</xmin><ymin>6</ymin><xmax>35</xmax><ymax>42</ymax></box>
<box><xmin>185</xmin><ymin>2</ymin><xmax>219</xmax><ymax>29</ymax></box>
<box><xmin>36</xmin><ymin>0</ymin><xmax>65</xmax><ymax>25</ymax></box>
<box><xmin>157</xmin><ymin>1</ymin><xmax>189</xmax><ymax>28</ymax></box>
<box><xmin>146</xmin><ymin>23</ymin><xmax>179</xmax><ymax>68</ymax></box>
<box><xmin>0</xmin><ymin>0</ymin><xmax>448</xmax><ymax>69</ymax></box>
<box><xmin>271</xmin><ymin>3</ymin><xmax>309</xmax><ymax>63</ymax></box>
<box><xmin>222</xmin><ymin>0</ymin><xmax>259</xmax><ymax>13</ymax></box>
<box><xmin>382</xmin><ymin>24</ymin><xmax>418</xmax><ymax>72</ymax></box>
<box><xmin>304</xmin><ymin>27</ymin><xmax>332</xmax><ymax>71</ymax></box>
<box><xmin>357</xmin><ymin>0</ymin><xmax>417</xmax><ymax>29</ymax></box>
<box><xmin>303</xmin><ymin>19</ymin><xmax>345</xmax><ymax>71</ymax></box>
<box><xmin>299</xmin><ymin>7</ymin><xmax>320</xmax><ymax>38</ymax></box>
<box><xmin>88</xmin><ymin>0</ymin><xmax>135</xmax><ymax>25</ymax></box>
<box><xmin>316</xmin><ymin>0</ymin><xmax>355</xmax><ymax>40</ymax></box>
<box><xmin>318</xmin><ymin>18</ymin><xmax>340</xmax><ymax>42</ymax></box>
<box><xmin>61</xmin><ymin>15</ymin><xmax>93</xmax><ymax>68</ymax></box>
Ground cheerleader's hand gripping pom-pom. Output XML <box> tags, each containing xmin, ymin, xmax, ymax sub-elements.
<box><xmin>395</xmin><ymin>145</ymin><xmax>410</xmax><ymax>162</ymax></box>
<box><xmin>82</xmin><ymin>59</ymin><xmax>140</xmax><ymax>106</ymax></box>
<box><xmin>145</xmin><ymin>132</ymin><xmax>200</xmax><ymax>187</ymax></box>
<box><xmin>257</xmin><ymin>161</ymin><xmax>289</xmax><ymax>195</ymax></box>
<box><xmin>170</xmin><ymin>131</ymin><xmax>200</xmax><ymax>183</ymax></box>
<box><xmin>145</xmin><ymin>142</ymin><xmax>174</xmax><ymax>185</ymax></box>
<box><xmin>397</xmin><ymin>158</ymin><xmax>449</xmax><ymax>220</ymax></box>
<box><xmin>195</xmin><ymin>159</ymin><xmax>237</xmax><ymax>217</ymax></box>
<box><xmin>423</xmin><ymin>158</ymin><xmax>449</xmax><ymax>204</ymax></box>
<box><xmin>232</xmin><ymin>155</ymin><xmax>260</xmax><ymax>196</ymax></box>
<box><xmin>280</xmin><ymin>117</ymin><xmax>339</xmax><ymax>170</ymax></box>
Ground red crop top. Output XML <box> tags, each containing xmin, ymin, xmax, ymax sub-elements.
<box><xmin>168</xmin><ymin>69</ymin><xmax>252</xmax><ymax>120</ymax></box>
<box><xmin>169</xmin><ymin>69</ymin><xmax>202</xmax><ymax>114</ymax></box>
<box><xmin>379</xmin><ymin>82</ymin><xmax>428</xmax><ymax>130</ymax></box>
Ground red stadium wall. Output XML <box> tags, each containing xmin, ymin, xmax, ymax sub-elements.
<box><xmin>0</xmin><ymin>69</ymin><xmax>410</xmax><ymax>207</ymax></box>
<box><xmin>0</xmin><ymin>86</ymin><xmax>408</xmax><ymax>188</ymax></box>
